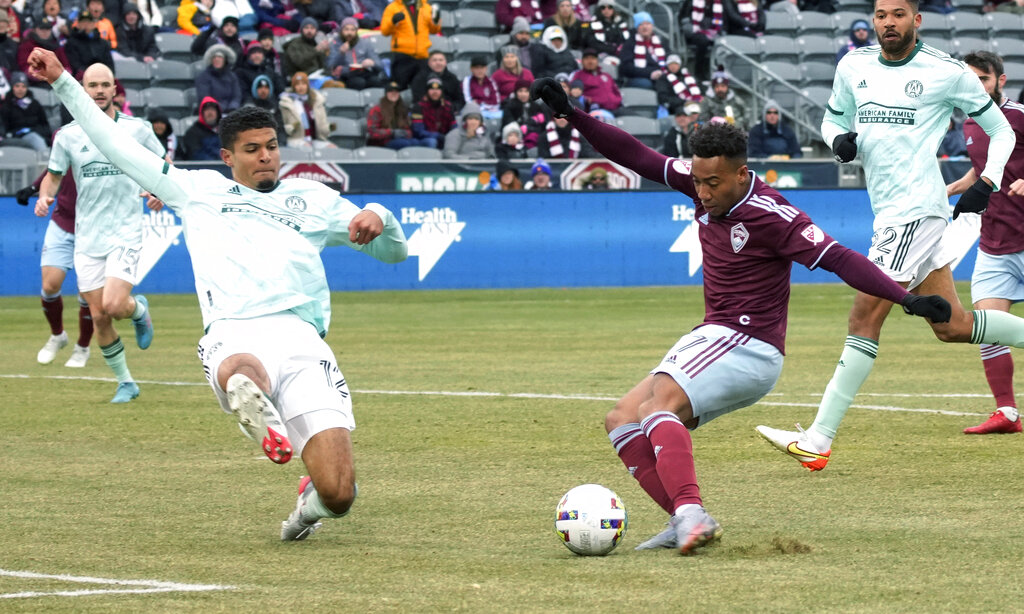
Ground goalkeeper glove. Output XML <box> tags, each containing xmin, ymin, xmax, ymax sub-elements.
<box><xmin>529</xmin><ymin>77</ymin><xmax>573</xmax><ymax>119</ymax></box>
<box><xmin>15</xmin><ymin>184</ymin><xmax>38</xmax><ymax>205</ymax></box>
<box><xmin>831</xmin><ymin>132</ymin><xmax>857</xmax><ymax>163</ymax></box>
<box><xmin>952</xmin><ymin>178</ymin><xmax>994</xmax><ymax>220</ymax></box>
<box><xmin>900</xmin><ymin>294</ymin><xmax>951</xmax><ymax>324</ymax></box>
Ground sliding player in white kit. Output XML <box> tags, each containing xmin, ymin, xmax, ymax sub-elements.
<box><xmin>36</xmin><ymin>63</ymin><xmax>162</xmax><ymax>403</ymax></box>
<box><xmin>29</xmin><ymin>48</ymin><xmax>409</xmax><ymax>541</ymax></box>
<box><xmin>756</xmin><ymin>0</ymin><xmax>1023</xmax><ymax>470</ymax></box>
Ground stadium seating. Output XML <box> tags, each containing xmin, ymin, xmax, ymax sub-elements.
<box><xmin>279</xmin><ymin>148</ymin><xmax>311</xmax><ymax>161</ymax></box>
<box><xmin>312</xmin><ymin>147</ymin><xmax>356</xmax><ymax>161</ymax></box>
<box><xmin>450</xmin><ymin>34</ymin><xmax>494</xmax><ymax>61</ymax></box>
<box><xmin>614</xmin><ymin>116</ymin><xmax>661</xmax><ymax>148</ymax></box>
<box><xmin>618</xmin><ymin>87</ymin><xmax>659</xmax><ymax>118</ymax></box>
<box><xmin>988</xmin><ymin>13</ymin><xmax>1024</xmax><ymax>40</ymax></box>
<box><xmin>113</xmin><ymin>58</ymin><xmax>151</xmax><ymax>90</ymax></box>
<box><xmin>799</xmin><ymin>35</ymin><xmax>838</xmax><ymax>63</ymax></box>
<box><xmin>918</xmin><ymin>15</ymin><xmax>953</xmax><ymax>40</ymax></box>
<box><xmin>397</xmin><ymin>146</ymin><xmax>443</xmax><ymax>160</ymax></box>
<box><xmin>154</xmin><ymin>33</ymin><xmax>196</xmax><ymax>63</ymax></box>
<box><xmin>322</xmin><ymin>87</ymin><xmax>366</xmax><ymax>119</ymax></box>
<box><xmin>361</xmin><ymin>87</ymin><xmax>385</xmax><ymax>107</ymax></box>
<box><xmin>796</xmin><ymin>10</ymin><xmax>834</xmax><ymax>37</ymax></box>
<box><xmin>954</xmin><ymin>36</ymin><xmax>994</xmax><ymax>56</ymax></box>
<box><xmin>831</xmin><ymin>11</ymin><xmax>871</xmax><ymax>36</ymax></box>
<box><xmin>149</xmin><ymin>59</ymin><xmax>196</xmax><ymax>90</ymax></box>
<box><xmin>447</xmin><ymin>59</ymin><xmax>471</xmax><ymax>80</ymax></box>
<box><xmin>947</xmin><ymin>12</ymin><xmax>991</xmax><ymax>39</ymax></box>
<box><xmin>354</xmin><ymin>146</ymin><xmax>398</xmax><ymax>160</ymax></box>
<box><xmin>429</xmin><ymin>35</ymin><xmax>453</xmax><ymax>56</ymax></box>
<box><xmin>800</xmin><ymin>60</ymin><xmax>835</xmax><ymax>88</ymax></box>
<box><xmin>125</xmin><ymin>88</ymin><xmax>145</xmax><ymax>113</ymax></box>
<box><xmin>328</xmin><ymin>117</ymin><xmax>366</xmax><ymax>149</ymax></box>
<box><xmin>453</xmin><ymin>9</ymin><xmax>496</xmax><ymax>35</ymax></box>
<box><xmin>761</xmin><ymin>34</ymin><xmax>801</xmax><ymax>62</ymax></box>
<box><xmin>143</xmin><ymin>87</ymin><xmax>191</xmax><ymax>118</ymax></box>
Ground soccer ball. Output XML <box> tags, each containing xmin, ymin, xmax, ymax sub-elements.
<box><xmin>554</xmin><ymin>484</ymin><xmax>627</xmax><ymax>556</ymax></box>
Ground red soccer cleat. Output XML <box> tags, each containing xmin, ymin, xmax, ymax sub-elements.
<box><xmin>964</xmin><ymin>409</ymin><xmax>1022</xmax><ymax>435</ymax></box>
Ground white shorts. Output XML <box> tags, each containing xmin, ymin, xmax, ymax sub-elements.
<box><xmin>868</xmin><ymin>217</ymin><xmax>953</xmax><ymax>291</ymax></box>
<box><xmin>971</xmin><ymin>249</ymin><xmax>1024</xmax><ymax>304</ymax></box>
<box><xmin>40</xmin><ymin>220</ymin><xmax>75</xmax><ymax>270</ymax></box>
<box><xmin>197</xmin><ymin>312</ymin><xmax>354</xmax><ymax>456</ymax></box>
<box><xmin>651</xmin><ymin>324</ymin><xmax>783</xmax><ymax>428</ymax></box>
<box><xmin>74</xmin><ymin>245</ymin><xmax>142</xmax><ymax>293</ymax></box>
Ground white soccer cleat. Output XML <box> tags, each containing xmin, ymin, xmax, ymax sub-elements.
<box><xmin>37</xmin><ymin>331</ymin><xmax>68</xmax><ymax>364</ymax></box>
<box><xmin>755</xmin><ymin>424</ymin><xmax>831</xmax><ymax>471</ymax></box>
<box><xmin>64</xmin><ymin>345</ymin><xmax>90</xmax><ymax>368</ymax></box>
<box><xmin>281</xmin><ymin>476</ymin><xmax>322</xmax><ymax>541</ymax></box>
<box><xmin>635</xmin><ymin>521</ymin><xmax>678</xmax><ymax>550</ymax></box>
<box><xmin>673</xmin><ymin>506</ymin><xmax>723</xmax><ymax>555</ymax></box>
<box><xmin>226</xmin><ymin>373</ymin><xmax>293</xmax><ymax>464</ymax></box>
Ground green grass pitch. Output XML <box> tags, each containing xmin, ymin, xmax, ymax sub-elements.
<box><xmin>2</xmin><ymin>284</ymin><xmax>1023</xmax><ymax>612</ymax></box>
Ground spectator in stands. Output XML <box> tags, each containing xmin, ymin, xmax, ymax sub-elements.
<box><xmin>293</xmin><ymin>0</ymin><xmax>348</xmax><ymax>27</ymax></box>
<box><xmin>525</xmin><ymin>158</ymin><xmax>554</xmax><ymax>189</ymax></box>
<box><xmin>0</xmin><ymin>14</ymin><xmax>19</xmax><ymax>73</ymax></box>
<box><xmin>487</xmin><ymin>158</ymin><xmax>524</xmax><ymax>189</ymax></box>
<box><xmin>984</xmin><ymin>0</ymin><xmax>1024</xmax><ymax>13</ymax></box>
<box><xmin>654</xmin><ymin>53</ymin><xmax>701</xmax><ymax>114</ymax></box>
<box><xmin>937</xmin><ymin>117</ymin><xmax>967</xmax><ymax>158</ymax></box>
<box><xmin>179</xmin><ymin>0</ymin><xmax>213</xmax><ymax>35</ymax></box>
<box><xmin>411</xmin><ymin>76</ymin><xmax>456</xmax><ymax>148</ymax></box>
<box><xmin>380</xmin><ymin>0</ymin><xmax>441</xmax><ymax>90</ymax></box>
<box><xmin>245</xmin><ymin>75</ymin><xmax>288</xmax><ymax>143</ymax></box>
<box><xmin>542</xmin><ymin>0</ymin><xmax>587</xmax><ymax>49</ymax></box>
<box><xmin>65</xmin><ymin>13</ymin><xmax>114</xmax><ymax>75</ymax></box>
<box><xmin>495</xmin><ymin>17</ymin><xmax>536</xmax><ymax>72</ymax></box>
<box><xmin>366</xmin><ymin>80</ymin><xmax>433</xmax><ymax>149</ymax></box>
<box><xmin>568</xmin><ymin>78</ymin><xmax>588</xmax><ymax>109</ymax></box>
<box><xmin>531</xmin><ymin>25</ymin><xmax>578</xmax><ymax>79</ymax></box>
<box><xmin>493</xmin><ymin>45</ymin><xmax>534</xmax><ymax>99</ymax></box>
<box><xmin>836</xmin><ymin>18</ymin><xmax>871</xmax><ymax>63</ymax></box>
<box><xmin>85</xmin><ymin>0</ymin><xmax>118</xmax><ymax>49</ymax></box>
<box><xmin>177</xmin><ymin>96</ymin><xmax>221</xmax><ymax>159</ymax></box>
<box><xmin>0</xmin><ymin>0</ymin><xmax>20</xmax><ymax>42</ymax></box>
<box><xmin>495</xmin><ymin>120</ymin><xmax>530</xmax><ymax>159</ymax></box>
<box><xmin>679</xmin><ymin>1</ymin><xmax>719</xmax><ymax>81</ymax></box>
<box><xmin>328</xmin><ymin>16</ymin><xmax>386</xmax><ymax>90</ymax></box>
<box><xmin>747</xmin><ymin>100</ymin><xmax>801</xmax><ymax>159</ymax></box>
<box><xmin>113</xmin><ymin>3</ymin><xmax>159</xmax><ymax>63</ymax></box>
<box><xmin>724</xmin><ymin>0</ymin><xmax>765</xmax><ymax>37</ymax></box>
<box><xmin>919</xmin><ymin>0</ymin><xmax>955</xmax><ymax>13</ymax></box>
<box><xmin>146</xmin><ymin>107</ymin><xmax>176</xmax><ymax>160</ymax></box>
<box><xmin>17</xmin><ymin>12</ymin><xmax>71</xmax><ymax>84</ymax></box>
<box><xmin>248</xmin><ymin>0</ymin><xmax>299</xmax><ymax>34</ymax></box>
<box><xmin>570</xmin><ymin>47</ymin><xmax>620</xmax><ymax>113</ymax></box>
<box><xmin>112</xmin><ymin>79</ymin><xmax>133</xmax><ymax>114</ymax></box>
<box><xmin>580</xmin><ymin>166</ymin><xmax>609</xmax><ymax>189</ymax></box>
<box><xmin>196</xmin><ymin>44</ymin><xmax>242</xmax><ymax>111</ymax></box>
<box><xmin>100</xmin><ymin>0</ymin><xmax>127</xmax><ymax>27</ymax></box>
<box><xmin>192</xmin><ymin>14</ymin><xmax>244</xmax><ymax>62</ymax></box>
<box><xmin>0</xmin><ymin>72</ymin><xmax>51</xmax><ymax>151</ymax></box>
<box><xmin>237</xmin><ymin>40</ymin><xmax>286</xmax><ymax>98</ymax></box>
<box><xmin>501</xmin><ymin>79</ymin><xmax>540</xmax><ymax>151</ymax></box>
<box><xmin>40</xmin><ymin>0</ymin><xmax>70</xmax><ymax>41</ymax></box>
<box><xmin>280</xmin><ymin>70</ymin><xmax>334</xmax><ymax>148</ymax></box>
<box><xmin>257</xmin><ymin>27</ymin><xmax>283</xmax><ymax>72</ymax></box>
<box><xmin>462</xmin><ymin>55</ymin><xmax>502</xmax><ymax>119</ymax></box>
<box><xmin>497</xmin><ymin>0</ymin><xmax>542</xmax><ymax>32</ymax></box>
<box><xmin>619</xmin><ymin>11</ymin><xmax>667</xmax><ymax>89</ymax></box>
<box><xmin>443</xmin><ymin>102</ymin><xmax>495</xmax><ymax>159</ymax></box>
<box><xmin>699</xmin><ymin>70</ymin><xmax>748</xmax><ymax>128</ymax></box>
<box><xmin>357</xmin><ymin>0</ymin><xmax>389</xmax><ymax>28</ymax></box>
<box><xmin>282</xmin><ymin>16</ymin><xmax>329</xmax><ymax>78</ymax></box>
<box><xmin>134</xmin><ymin>0</ymin><xmax>164</xmax><ymax>29</ymax></box>
<box><xmin>585</xmin><ymin>0</ymin><xmax>629</xmax><ymax>56</ymax></box>
<box><xmin>534</xmin><ymin>104</ymin><xmax>596</xmax><ymax>158</ymax></box>
<box><xmin>212</xmin><ymin>0</ymin><xmax>257</xmax><ymax>30</ymax></box>
<box><xmin>411</xmin><ymin>49</ymin><xmax>464</xmax><ymax>111</ymax></box>
<box><xmin>662</xmin><ymin>100</ymin><xmax>699</xmax><ymax>158</ymax></box>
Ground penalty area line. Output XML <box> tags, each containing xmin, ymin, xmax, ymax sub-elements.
<box><xmin>0</xmin><ymin>568</ymin><xmax>234</xmax><ymax>599</ymax></box>
<box><xmin>0</xmin><ymin>373</ymin><xmax>987</xmax><ymax>416</ymax></box>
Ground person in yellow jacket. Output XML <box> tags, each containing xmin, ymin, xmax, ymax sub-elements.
<box><xmin>380</xmin><ymin>0</ymin><xmax>441</xmax><ymax>90</ymax></box>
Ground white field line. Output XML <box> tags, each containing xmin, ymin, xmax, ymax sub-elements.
<box><xmin>0</xmin><ymin>373</ymin><xmax>990</xmax><ymax>416</ymax></box>
<box><xmin>0</xmin><ymin>568</ymin><xmax>233</xmax><ymax>599</ymax></box>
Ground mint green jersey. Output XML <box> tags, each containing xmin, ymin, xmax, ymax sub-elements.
<box><xmin>48</xmin><ymin>114</ymin><xmax>165</xmax><ymax>257</ymax></box>
<box><xmin>822</xmin><ymin>41</ymin><xmax>1010</xmax><ymax>229</ymax></box>
<box><xmin>50</xmin><ymin>72</ymin><xmax>408</xmax><ymax>336</ymax></box>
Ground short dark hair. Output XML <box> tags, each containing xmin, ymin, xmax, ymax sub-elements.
<box><xmin>963</xmin><ymin>50</ymin><xmax>1004</xmax><ymax>78</ymax></box>
<box><xmin>688</xmin><ymin>122</ymin><xmax>748</xmax><ymax>164</ymax></box>
<box><xmin>219</xmin><ymin>105</ymin><xmax>279</xmax><ymax>150</ymax></box>
<box><xmin>874</xmin><ymin>0</ymin><xmax>919</xmax><ymax>11</ymax></box>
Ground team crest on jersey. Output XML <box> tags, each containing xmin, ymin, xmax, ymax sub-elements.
<box><xmin>801</xmin><ymin>224</ymin><xmax>824</xmax><ymax>245</ymax></box>
<box><xmin>904</xmin><ymin>80</ymin><xmax>923</xmax><ymax>98</ymax></box>
<box><xmin>285</xmin><ymin>195</ymin><xmax>307</xmax><ymax>213</ymax></box>
<box><xmin>730</xmin><ymin>223</ymin><xmax>749</xmax><ymax>253</ymax></box>
<box><xmin>966</xmin><ymin>136</ymin><xmax>973</xmax><ymax>145</ymax></box>
<box><xmin>671</xmin><ymin>159</ymin><xmax>692</xmax><ymax>175</ymax></box>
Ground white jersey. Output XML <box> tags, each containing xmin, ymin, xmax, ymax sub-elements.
<box><xmin>48</xmin><ymin>114</ymin><xmax>165</xmax><ymax>257</ymax></box>
<box><xmin>51</xmin><ymin>72</ymin><xmax>408</xmax><ymax>337</ymax></box>
<box><xmin>822</xmin><ymin>41</ymin><xmax>998</xmax><ymax>229</ymax></box>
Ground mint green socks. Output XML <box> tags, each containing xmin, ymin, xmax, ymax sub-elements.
<box><xmin>808</xmin><ymin>335</ymin><xmax>879</xmax><ymax>448</ymax></box>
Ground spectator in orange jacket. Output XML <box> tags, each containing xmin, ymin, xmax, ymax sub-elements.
<box><xmin>85</xmin><ymin>0</ymin><xmax>118</xmax><ymax>49</ymax></box>
<box><xmin>380</xmin><ymin>0</ymin><xmax>441</xmax><ymax>90</ymax></box>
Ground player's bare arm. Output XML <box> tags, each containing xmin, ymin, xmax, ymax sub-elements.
<box><xmin>947</xmin><ymin>167</ymin><xmax>978</xmax><ymax>197</ymax></box>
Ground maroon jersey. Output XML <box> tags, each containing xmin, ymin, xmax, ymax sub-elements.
<box><xmin>31</xmin><ymin>134</ymin><xmax>78</xmax><ymax>235</ymax></box>
<box><xmin>963</xmin><ymin>99</ymin><xmax>1024</xmax><ymax>256</ymax></box>
<box><xmin>664</xmin><ymin>160</ymin><xmax>838</xmax><ymax>353</ymax></box>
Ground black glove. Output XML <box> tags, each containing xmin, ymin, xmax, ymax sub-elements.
<box><xmin>952</xmin><ymin>178</ymin><xmax>994</xmax><ymax>220</ymax></box>
<box><xmin>831</xmin><ymin>132</ymin><xmax>857</xmax><ymax>163</ymax></box>
<box><xmin>900</xmin><ymin>294</ymin><xmax>951</xmax><ymax>324</ymax></box>
<box><xmin>529</xmin><ymin>77</ymin><xmax>573</xmax><ymax>119</ymax></box>
<box><xmin>15</xmin><ymin>184</ymin><xmax>38</xmax><ymax>205</ymax></box>
<box><xmin>391</xmin><ymin>12</ymin><xmax>405</xmax><ymax>24</ymax></box>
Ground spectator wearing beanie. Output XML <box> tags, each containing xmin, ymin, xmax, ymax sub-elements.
<box><xmin>654</xmin><ymin>53</ymin><xmax>701</xmax><ymax>114</ymax></box>
<box><xmin>836</xmin><ymin>19</ymin><xmax>872</xmax><ymax>63</ymax></box>
<box><xmin>570</xmin><ymin>47</ymin><xmax>620</xmax><ymax>112</ymax></box>
<box><xmin>492</xmin><ymin>45</ymin><xmax>534</xmax><ymax>99</ymax></box>
<box><xmin>282</xmin><ymin>16</ymin><xmax>329</xmax><ymax>78</ymax></box>
<box><xmin>367</xmin><ymin>80</ymin><xmax>436</xmax><ymax>149</ymax></box>
<box><xmin>411</xmin><ymin>76</ymin><xmax>456</xmax><ymax>149</ymax></box>
<box><xmin>443</xmin><ymin>102</ymin><xmax>495</xmax><ymax>159</ymax></box>
<box><xmin>500</xmin><ymin>78</ymin><xmax>537</xmax><ymax>147</ymax></box>
<box><xmin>584</xmin><ymin>0</ymin><xmax>630</xmax><ymax>56</ymax></box>
<box><xmin>191</xmin><ymin>14</ymin><xmax>244</xmax><ymax>60</ymax></box>
<box><xmin>525</xmin><ymin>158</ymin><xmax>555</xmax><ymax>190</ymax></box>
<box><xmin>246</xmin><ymin>74</ymin><xmax>289</xmax><ymax>144</ymax></box>
<box><xmin>494</xmin><ymin>16</ymin><xmax>536</xmax><ymax>72</ymax></box>
<box><xmin>256</xmin><ymin>28</ymin><xmax>283</xmax><ymax>72</ymax></box>
<box><xmin>147</xmin><ymin>107</ymin><xmax>176</xmax><ymax>161</ymax></box>
<box><xmin>114</xmin><ymin>3</ymin><xmax>160</xmax><ymax>62</ymax></box>
<box><xmin>462</xmin><ymin>55</ymin><xmax>502</xmax><ymax>119</ymax></box>
<box><xmin>410</xmin><ymin>49</ymin><xmax>465</xmax><ymax>111</ymax></box>
<box><xmin>328</xmin><ymin>16</ymin><xmax>387</xmax><ymax>90</ymax></box>
<box><xmin>618</xmin><ymin>11</ymin><xmax>667</xmax><ymax>89</ymax></box>
<box><xmin>65</xmin><ymin>11</ymin><xmax>114</xmax><ymax>77</ymax></box>
<box><xmin>237</xmin><ymin>40</ymin><xmax>287</xmax><ymax>99</ymax></box>
<box><xmin>495</xmin><ymin>120</ymin><xmax>530</xmax><ymax>160</ymax></box>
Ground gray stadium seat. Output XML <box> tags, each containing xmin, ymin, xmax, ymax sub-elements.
<box><xmin>800</xmin><ymin>60</ymin><xmax>835</xmax><ymax>88</ymax></box>
<box><xmin>159</xmin><ymin>4</ymin><xmax>178</xmax><ymax>27</ymax></box>
<box><xmin>149</xmin><ymin>59</ymin><xmax>195</xmax><ymax>90</ymax></box>
<box><xmin>766</xmin><ymin>7</ymin><xmax>797</xmax><ymax>34</ymax></box>
<box><xmin>174</xmin><ymin>116</ymin><xmax>197</xmax><ymax>135</ymax></box>
<box><xmin>0</xmin><ymin>146</ymin><xmax>42</xmax><ymax>165</ymax></box>
<box><xmin>450</xmin><ymin>34</ymin><xmax>494</xmax><ymax>61</ymax></box>
<box><xmin>113</xmin><ymin>58</ymin><xmax>151</xmax><ymax>90</ymax></box>
<box><xmin>279</xmin><ymin>147</ymin><xmax>312</xmax><ymax>161</ymax></box>
<box><xmin>715</xmin><ymin>34</ymin><xmax>761</xmax><ymax>61</ymax></box>
<box><xmin>360</xmin><ymin>87</ymin><xmax>385</xmax><ymax>107</ymax></box>
<box><xmin>312</xmin><ymin>147</ymin><xmax>355</xmax><ymax>161</ymax></box>
<box><xmin>447</xmin><ymin>59</ymin><xmax>471</xmax><ymax>80</ymax></box>
<box><xmin>995</xmin><ymin>37</ymin><xmax>1024</xmax><ymax>63</ymax></box>
<box><xmin>328</xmin><ymin>117</ymin><xmax>366</xmax><ymax>148</ymax></box>
<box><xmin>322</xmin><ymin>87</ymin><xmax>365</xmax><ymax>119</ymax></box>
<box><xmin>618</xmin><ymin>87</ymin><xmax>659</xmax><ymax>118</ymax></box>
<box><xmin>987</xmin><ymin>13</ymin><xmax>1023</xmax><ymax>39</ymax></box>
<box><xmin>397</xmin><ymin>146</ymin><xmax>443</xmax><ymax>160</ymax></box>
<box><xmin>835</xmin><ymin>0</ymin><xmax>872</xmax><ymax>11</ymax></box>
<box><xmin>154</xmin><ymin>33</ymin><xmax>195</xmax><ymax>62</ymax></box>
<box><xmin>125</xmin><ymin>87</ymin><xmax>145</xmax><ymax>113</ymax></box>
<box><xmin>453</xmin><ymin>8</ymin><xmax>496</xmax><ymax>35</ymax></box>
<box><xmin>954</xmin><ymin>36</ymin><xmax>994</xmax><ymax>57</ymax></box>
<box><xmin>143</xmin><ymin>87</ymin><xmax>191</xmax><ymax>118</ymax></box>
<box><xmin>614</xmin><ymin>116</ymin><xmax>662</xmax><ymax>147</ymax></box>
<box><xmin>29</xmin><ymin>87</ymin><xmax>57</xmax><ymax>108</ymax></box>
<box><xmin>354</xmin><ymin>146</ymin><xmax>398</xmax><ymax>160</ymax></box>
<box><xmin>795</xmin><ymin>10</ymin><xmax>834</xmax><ymax>36</ymax></box>
<box><xmin>367</xmin><ymin>35</ymin><xmax>392</xmax><ymax>58</ymax></box>
<box><xmin>927</xmin><ymin>38</ymin><xmax>959</xmax><ymax>56</ymax></box>
<box><xmin>429</xmin><ymin>34</ymin><xmax>453</xmax><ymax>56</ymax></box>
<box><xmin>831</xmin><ymin>11</ymin><xmax>871</xmax><ymax>36</ymax></box>
<box><xmin>760</xmin><ymin>60</ymin><xmax>802</xmax><ymax>85</ymax></box>
<box><xmin>761</xmin><ymin>34</ymin><xmax>801</xmax><ymax>62</ymax></box>
<box><xmin>948</xmin><ymin>12</ymin><xmax>991</xmax><ymax>39</ymax></box>
<box><xmin>917</xmin><ymin>14</ymin><xmax>953</xmax><ymax>40</ymax></box>
<box><xmin>799</xmin><ymin>35</ymin><xmax>838</xmax><ymax>63</ymax></box>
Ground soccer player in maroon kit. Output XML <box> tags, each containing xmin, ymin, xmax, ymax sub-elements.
<box><xmin>948</xmin><ymin>51</ymin><xmax>1024</xmax><ymax>434</ymax></box>
<box><xmin>531</xmin><ymin>77</ymin><xmax>953</xmax><ymax>554</ymax></box>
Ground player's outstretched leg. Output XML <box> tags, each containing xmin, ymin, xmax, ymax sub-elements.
<box><xmin>755</xmin><ymin>424</ymin><xmax>831</xmax><ymax>471</ymax></box>
<box><xmin>131</xmin><ymin>295</ymin><xmax>154</xmax><ymax>350</ymax></box>
<box><xmin>226</xmin><ymin>373</ymin><xmax>292</xmax><ymax>463</ymax></box>
<box><xmin>37</xmin><ymin>331</ymin><xmax>68</xmax><ymax>365</ymax></box>
<box><xmin>672</xmin><ymin>504</ymin><xmax>723</xmax><ymax>555</ymax></box>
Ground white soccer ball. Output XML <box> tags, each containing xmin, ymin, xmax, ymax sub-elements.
<box><xmin>554</xmin><ymin>484</ymin><xmax>628</xmax><ymax>556</ymax></box>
